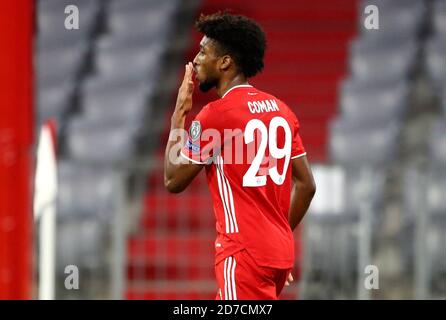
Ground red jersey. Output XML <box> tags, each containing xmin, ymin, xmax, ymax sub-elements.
<box><xmin>181</xmin><ymin>85</ymin><xmax>306</xmax><ymax>269</ymax></box>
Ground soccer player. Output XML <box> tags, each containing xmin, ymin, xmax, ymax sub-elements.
<box><xmin>164</xmin><ymin>12</ymin><xmax>316</xmax><ymax>300</ymax></box>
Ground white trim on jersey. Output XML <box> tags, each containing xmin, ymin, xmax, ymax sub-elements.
<box><xmin>216</xmin><ymin>159</ymin><xmax>233</xmax><ymax>233</ymax></box>
<box><xmin>291</xmin><ymin>152</ymin><xmax>307</xmax><ymax>159</ymax></box>
<box><xmin>219</xmin><ymin>156</ymin><xmax>239</xmax><ymax>233</ymax></box>
<box><xmin>180</xmin><ymin>150</ymin><xmax>206</xmax><ymax>164</ymax></box>
<box><xmin>224</xmin><ymin>258</ymin><xmax>229</xmax><ymax>300</ymax></box>
<box><xmin>215</xmin><ymin>156</ymin><xmax>239</xmax><ymax>233</ymax></box>
<box><xmin>231</xmin><ymin>257</ymin><xmax>237</xmax><ymax>300</ymax></box>
<box><xmin>224</xmin><ymin>256</ymin><xmax>237</xmax><ymax>300</ymax></box>
<box><xmin>221</xmin><ymin>84</ymin><xmax>253</xmax><ymax>98</ymax></box>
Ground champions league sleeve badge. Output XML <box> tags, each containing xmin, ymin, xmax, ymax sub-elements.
<box><xmin>189</xmin><ymin>120</ymin><xmax>202</xmax><ymax>142</ymax></box>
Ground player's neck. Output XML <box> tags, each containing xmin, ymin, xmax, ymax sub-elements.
<box><xmin>216</xmin><ymin>74</ymin><xmax>249</xmax><ymax>98</ymax></box>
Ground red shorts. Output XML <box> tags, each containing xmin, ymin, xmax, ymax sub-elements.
<box><xmin>214</xmin><ymin>249</ymin><xmax>292</xmax><ymax>300</ymax></box>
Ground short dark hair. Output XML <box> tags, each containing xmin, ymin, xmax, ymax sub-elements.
<box><xmin>195</xmin><ymin>12</ymin><xmax>266</xmax><ymax>78</ymax></box>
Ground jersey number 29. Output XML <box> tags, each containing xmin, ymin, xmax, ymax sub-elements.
<box><xmin>243</xmin><ymin>116</ymin><xmax>291</xmax><ymax>187</ymax></box>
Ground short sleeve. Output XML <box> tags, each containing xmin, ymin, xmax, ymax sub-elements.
<box><xmin>180</xmin><ymin>105</ymin><xmax>221</xmax><ymax>165</ymax></box>
<box><xmin>291</xmin><ymin>112</ymin><xmax>306</xmax><ymax>159</ymax></box>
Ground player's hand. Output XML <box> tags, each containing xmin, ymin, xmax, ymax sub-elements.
<box><xmin>174</xmin><ymin>62</ymin><xmax>195</xmax><ymax>117</ymax></box>
<box><xmin>285</xmin><ymin>272</ymin><xmax>293</xmax><ymax>286</ymax></box>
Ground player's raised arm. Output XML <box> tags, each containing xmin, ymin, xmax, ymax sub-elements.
<box><xmin>288</xmin><ymin>156</ymin><xmax>316</xmax><ymax>231</ymax></box>
<box><xmin>164</xmin><ymin>62</ymin><xmax>204</xmax><ymax>193</ymax></box>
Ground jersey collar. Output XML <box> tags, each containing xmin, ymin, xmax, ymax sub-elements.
<box><xmin>221</xmin><ymin>84</ymin><xmax>253</xmax><ymax>99</ymax></box>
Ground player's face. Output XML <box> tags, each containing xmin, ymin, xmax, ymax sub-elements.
<box><xmin>193</xmin><ymin>36</ymin><xmax>221</xmax><ymax>92</ymax></box>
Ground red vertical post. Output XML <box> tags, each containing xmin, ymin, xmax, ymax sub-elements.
<box><xmin>0</xmin><ymin>0</ymin><xmax>34</xmax><ymax>299</ymax></box>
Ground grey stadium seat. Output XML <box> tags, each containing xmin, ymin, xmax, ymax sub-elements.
<box><xmin>96</xmin><ymin>31</ymin><xmax>165</xmax><ymax>53</ymax></box>
<box><xmin>358</xmin><ymin>0</ymin><xmax>426</xmax><ymax>36</ymax></box>
<box><xmin>37</xmin><ymin>42</ymin><xmax>89</xmax><ymax>85</ymax></box>
<box><xmin>57</xmin><ymin>161</ymin><xmax>117</xmax><ymax>221</ymax></box>
<box><xmin>400</xmin><ymin>167</ymin><xmax>420</xmax><ymax>270</ymax></box>
<box><xmin>56</xmin><ymin>219</ymin><xmax>107</xmax><ymax>275</ymax></box>
<box><xmin>427</xmin><ymin>222</ymin><xmax>446</xmax><ymax>294</ymax></box>
<box><xmin>343</xmin><ymin>166</ymin><xmax>385</xmax><ymax>213</ymax></box>
<box><xmin>108</xmin><ymin>0</ymin><xmax>171</xmax><ymax>12</ymax></box>
<box><xmin>400</xmin><ymin>166</ymin><xmax>446</xmax><ymax>292</ymax></box>
<box><xmin>107</xmin><ymin>1</ymin><xmax>177</xmax><ymax>38</ymax></box>
<box><xmin>37</xmin><ymin>0</ymin><xmax>101</xmax><ymax>38</ymax></box>
<box><xmin>349</xmin><ymin>36</ymin><xmax>418</xmax><ymax>83</ymax></box>
<box><xmin>425</xmin><ymin>36</ymin><xmax>446</xmax><ymax>88</ymax></box>
<box><xmin>330</xmin><ymin>117</ymin><xmax>400</xmax><ymax>166</ymax></box>
<box><xmin>305</xmin><ymin>165</ymin><xmax>383</xmax><ymax>294</ymax></box>
<box><xmin>93</xmin><ymin>43</ymin><xmax>163</xmax><ymax>80</ymax></box>
<box><xmin>443</xmin><ymin>89</ymin><xmax>446</xmax><ymax>115</ymax></box>
<box><xmin>66</xmin><ymin>117</ymin><xmax>138</xmax><ymax>163</ymax></box>
<box><xmin>305</xmin><ymin>209</ymin><xmax>359</xmax><ymax>298</ymax></box>
<box><xmin>308</xmin><ymin>165</ymin><xmax>385</xmax><ymax>215</ymax></box>
<box><xmin>339</xmin><ymin>78</ymin><xmax>408</xmax><ymax>123</ymax></box>
<box><xmin>433</xmin><ymin>0</ymin><xmax>446</xmax><ymax>36</ymax></box>
<box><xmin>428</xmin><ymin>121</ymin><xmax>446</xmax><ymax>165</ymax></box>
<box><xmin>37</xmin><ymin>28</ymin><xmax>90</xmax><ymax>53</ymax></box>
<box><xmin>425</xmin><ymin>166</ymin><xmax>446</xmax><ymax>294</ymax></box>
<box><xmin>81</xmin><ymin>75</ymin><xmax>152</xmax><ymax>125</ymax></box>
<box><xmin>37</xmin><ymin>80</ymin><xmax>76</xmax><ymax>122</ymax></box>
<box><xmin>426</xmin><ymin>166</ymin><xmax>446</xmax><ymax>215</ymax></box>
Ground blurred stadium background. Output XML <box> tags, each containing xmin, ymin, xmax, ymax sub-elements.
<box><xmin>1</xmin><ymin>0</ymin><xmax>446</xmax><ymax>299</ymax></box>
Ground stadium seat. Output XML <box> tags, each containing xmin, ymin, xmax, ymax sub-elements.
<box><xmin>37</xmin><ymin>42</ymin><xmax>89</xmax><ymax>85</ymax></box>
<box><xmin>81</xmin><ymin>75</ymin><xmax>151</xmax><ymax>125</ymax></box>
<box><xmin>96</xmin><ymin>31</ymin><xmax>165</xmax><ymax>53</ymax></box>
<box><xmin>402</xmin><ymin>165</ymin><xmax>446</xmax><ymax>295</ymax></box>
<box><xmin>400</xmin><ymin>167</ymin><xmax>420</xmax><ymax>271</ymax></box>
<box><xmin>349</xmin><ymin>37</ymin><xmax>418</xmax><ymax>83</ymax></box>
<box><xmin>329</xmin><ymin>117</ymin><xmax>400</xmax><ymax>166</ymax></box>
<box><xmin>442</xmin><ymin>89</ymin><xmax>446</xmax><ymax>115</ymax></box>
<box><xmin>425</xmin><ymin>167</ymin><xmax>446</xmax><ymax>293</ymax></box>
<box><xmin>66</xmin><ymin>117</ymin><xmax>138</xmax><ymax>163</ymax></box>
<box><xmin>37</xmin><ymin>80</ymin><xmax>76</xmax><ymax>123</ymax></box>
<box><xmin>339</xmin><ymin>78</ymin><xmax>408</xmax><ymax>123</ymax></box>
<box><xmin>428</xmin><ymin>121</ymin><xmax>446</xmax><ymax>165</ymax></box>
<box><xmin>358</xmin><ymin>0</ymin><xmax>426</xmax><ymax>36</ymax></box>
<box><xmin>107</xmin><ymin>1</ymin><xmax>177</xmax><ymax>37</ymax></box>
<box><xmin>93</xmin><ymin>43</ymin><xmax>163</xmax><ymax>80</ymax></box>
<box><xmin>426</xmin><ymin>166</ymin><xmax>446</xmax><ymax>215</ymax></box>
<box><xmin>37</xmin><ymin>28</ymin><xmax>91</xmax><ymax>53</ymax></box>
<box><xmin>425</xmin><ymin>35</ymin><xmax>446</xmax><ymax>88</ymax></box>
<box><xmin>402</xmin><ymin>167</ymin><xmax>422</xmax><ymax>225</ymax></box>
<box><xmin>304</xmin><ymin>210</ymin><xmax>359</xmax><ymax>298</ymax></box>
<box><xmin>344</xmin><ymin>166</ymin><xmax>385</xmax><ymax>213</ymax></box>
<box><xmin>57</xmin><ymin>161</ymin><xmax>117</xmax><ymax>221</ymax></box>
<box><xmin>37</xmin><ymin>0</ymin><xmax>101</xmax><ymax>36</ymax></box>
<box><xmin>426</xmin><ymin>217</ymin><xmax>446</xmax><ymax>294</ymax></box>
<box><xmin>309</xmin><ymin>164</ymin><xmax>385</xmax><ymax>214</ymax></box>
<box><xmin>108</xmin><ymin>0</ymin><xmax>173</xmax><ymax>13</ymax></box>
<box><xmin>303</xmin><ymin>164</ymin><xmax>385</xmax><ymax>298</ymax></box>
<box><xmin>56</xmin><ymin>219</ymin><xmax>107</xmax><ymax>275</ymax></box>
<box><xmin>433</xmin><ymin>0</ymin><xmax>446</xmax><ymax>36</ymax></box>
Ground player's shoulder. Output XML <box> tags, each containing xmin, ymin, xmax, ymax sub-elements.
<box><xmin>255</xmin><ymin>88</ymin><xmax>285</xmax><ymax>104</ymax></box>
<box><xmin>195</xmin><ymin>100</ymin><xmax>223</xmax><ymax>126</ymax></box>
<box><xmin>255</xmin><ymin>88</ymin><xmax>297</xmax><ymax>118</ymax></box>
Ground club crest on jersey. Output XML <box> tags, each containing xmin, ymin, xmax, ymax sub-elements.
<box><xmin>189</xmin><ymin>120</ymin><xmax>201</xmax><ymax>141</ymax></box>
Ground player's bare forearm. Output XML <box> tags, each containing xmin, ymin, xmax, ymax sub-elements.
<box><xmin>288</xmin><ymin>156</ymin><xmax>316</xmax><ymax>231</ymax></box>
<box><xmin>164</xmin><ymin>112</ymin><xmax>186</xmax><ymax>189</ymax></box>
<box><xmin>288</xmin><ymin>181</ymin><xmax>315</xmax><ymax>230</ymax></box>
<box><xmin>164</xmin><ymin>63</ymin><xmax>203</xmax><ymax>193</ymax></box>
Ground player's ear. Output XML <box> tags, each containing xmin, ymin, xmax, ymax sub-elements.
<box><xmin>219</xmin><ymin>55</ymin><xmax>232</xmax><ymax>71</ymax></box>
